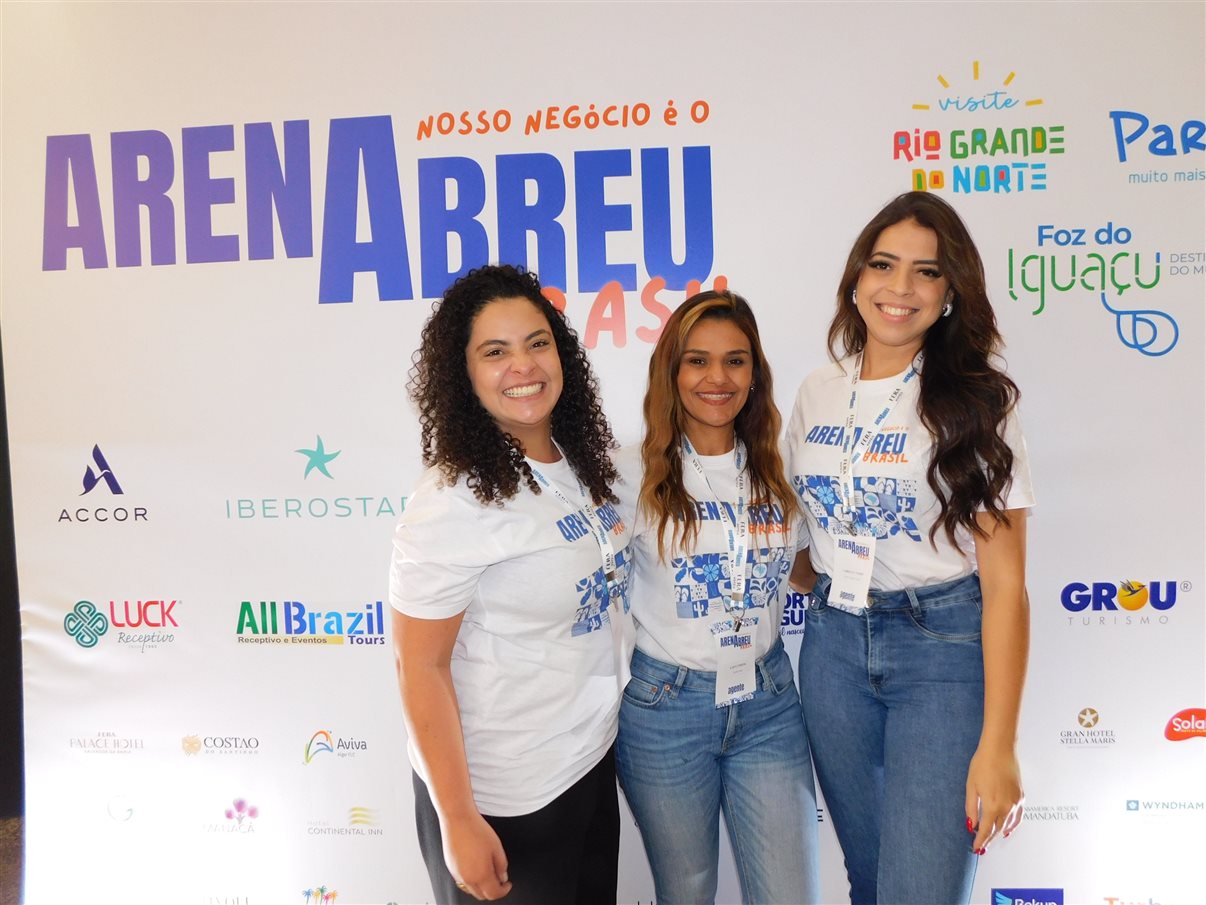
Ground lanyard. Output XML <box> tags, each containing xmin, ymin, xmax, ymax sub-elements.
<box><xmin>836</xmin><ymin>351</ymin><xmax>922</xmax><ymax>534</ymax></box>
<box><xmin>682</xmin><ymin>438</ymin><xmax>751</xmax><ymax>621</ymax></box>
<box><xmin>527</xmin><ymin>456</ymin><xmax>622</xmax><ymax>597</ymax></box>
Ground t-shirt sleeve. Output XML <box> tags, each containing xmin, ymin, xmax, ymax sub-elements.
<box><xmin>1000</xmin><ymin>404</ymin><xmax>1036</xmax><ymax>512</ymax></box>
<box><xmin>389</xmin><ymin>474</ymin><xmax>499</xmax><ymax>620</ymax></box>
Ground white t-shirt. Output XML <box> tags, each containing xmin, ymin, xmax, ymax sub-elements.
<box><xmin>390</xmin><ymin>457</ymin><xmax>632</xmax><ymax>817</ymax></box>
<box><xmin>787</xmin><ymin>357</ymin><xmax>1036</xmax><ymax>590</ymax></box>
<box><xmin>614</xmin><ymin>444</ymin><xmax>795</xmax><ymax>670</ymax></box>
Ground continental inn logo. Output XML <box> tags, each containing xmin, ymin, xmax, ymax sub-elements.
<box><xmin>224</xmin><ymin>435</ymin><xmax>405</xmax><ymax>520</ymax></box>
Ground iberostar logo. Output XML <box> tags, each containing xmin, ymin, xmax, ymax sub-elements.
<box><xmin>304</xmin><ymin>730</ymin><xmax>335</xmax><ymax>764</ymax></box>
<box><xmin>993</xmin><ymin>891</ymin><xmax>1064</xmax><ymax>905</ymax></box>
<box><xmin>225</xmin><ymin>438</ymin><xmax>404</xmax><ymax>520</ymax></box>
<box><xmin>892</xmin><ymin>59</ymin><xmax>1063</xmax><ymax>196</ymax></box>
<box><xmin>64</xmin><ymin>600</ymin><xmax>109</xmax><ymax>648</ymax></box>
<box><xmin>297</xmin><ymin>435</ymin><xmax>340</xmax><ymax>479</ymax></box>
<box><xmin>81</xmin><ymin>444</ymin><xmax>123</xmax><ymax>495</ymax></box>
<box><xmin>1165</xmin><ymin>708</ymin><xmax>1206</xmax><ymax>741</ymax></box>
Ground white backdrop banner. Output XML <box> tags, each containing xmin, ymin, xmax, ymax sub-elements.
<box><xmin>2</xmin><ymin>2</ymin><xmax>1204</xmax><ymax>904</ymax></box>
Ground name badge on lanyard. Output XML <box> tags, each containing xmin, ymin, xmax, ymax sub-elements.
<box><xmin>682</xmin><ymin>439</ymin><xmax>757</xmax><ymax>707</ymax></box>
<box><xmin>829</xmin><ymin>352</ymin><xmax>921</xmax><ymax>610</ymax></box>
<box><xmin>528</xmin><ymin>456</ymin><xmax>633</xmax><ymax>689</ymax></box>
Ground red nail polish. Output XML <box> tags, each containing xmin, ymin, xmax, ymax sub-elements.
<box><xmin>976</xmin><ymin>848</ymin><xmax>986</xmax><ymax>856</ymax></box>
<box><xmin>966</xmin><ymin>818</ymin><xmax>974</xmax><ymax>832</ymax></box>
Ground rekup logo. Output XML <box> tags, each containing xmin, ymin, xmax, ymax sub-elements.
<box><xmin>81</xmin><ymin>444</ymin><xmax>123</xmax><ymax>495</ymax></box>
<box><xmin>64</xmin><ymin>600</ymin><xmax>109</xmax><ymax>648</ymax></box>
<box><xmin>993</xmin><ymin>889</ymin><xmax>1064</xmax><ymax>905</ymax></box>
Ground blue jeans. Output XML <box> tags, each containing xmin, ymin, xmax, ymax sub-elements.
<box><xmin>800</xmin><ymin>572</ymin><xmax>984</xmax><ymax>905</ymax></box>
<box><xmin>616</xmin><ymin>638</ymin><xmax>820</xmax><ymax>905</ymax></box>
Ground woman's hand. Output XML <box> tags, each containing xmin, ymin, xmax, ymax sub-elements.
<box><xmin>965</xmin><ymin>743</ymin><xmax>1024</xmax><ymax>854</ymax></box>
<box><xmin>443</xmin><ymin>812</ymin><xmax>512</xmax><ymax>900</ymax></box>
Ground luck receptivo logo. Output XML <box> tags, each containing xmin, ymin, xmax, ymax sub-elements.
<box><xmin>892</xmin><ymin>59</ymin><xmax>1064</xmax><ymax>196</ymax></box>
<box><xmin>224</xmin><ymin>435</ymin><xmax>405</xmax><ymax>521</ymax></box>
<box><xmin>235</xmin><ymin>599</ymin><xmax>386</xmax><ymax>646</ymax></box>
<box><xmin>1061</xmin><ymin>579</ymin><xmax>1190</xmax><ymax>626</ymax></box>
<box><xmin>992</xmin><ymin>890</ymin><xmax>1064</xmax><ymax>905</ymax></box>
<box><xmin>63</xmin><ymin>599</ymin><xmax>179</xmax><ymax>651</ymax></box>
<box><xmin>1164</xmin><ymin>708</ymin><xmax>1206</xmax><ymax>741</ymax></box>
<box><xmin>59</xmin><ymin>444</ymin><xmax>149</xmax><ymax>524</ymax></box>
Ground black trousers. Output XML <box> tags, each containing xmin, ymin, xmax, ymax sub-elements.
<box><xmin>413</xmin><ymin>747</ymin><xmax>620</xmax><ymax>905</ymax></box>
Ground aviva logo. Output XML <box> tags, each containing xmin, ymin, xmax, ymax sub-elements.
<box><xmin>992</xmin><ymin>890</ymin><xmax>1064</xmax><ymax>905</ymax></box>
<box><xmin>304</xmin><ymin>730</ymin><xmax>334</xmax><ymax>764</ymax></box>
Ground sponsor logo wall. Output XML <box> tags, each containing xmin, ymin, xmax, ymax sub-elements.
<box><xmin>3</xmin><ymin>3</ymin><xmax>1202</xmax><ymax>904</ymax></box>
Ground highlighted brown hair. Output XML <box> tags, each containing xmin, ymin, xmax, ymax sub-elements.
<box><xmin>639</xmin><ymin>290</ymin><xmax>796</xmax><ymax>560</ymax></box>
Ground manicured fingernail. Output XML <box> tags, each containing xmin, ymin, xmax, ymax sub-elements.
<box><xmin>1004</xmin><ymin>831</ymin><xmax>1011</xmax><ymax>839</ymax></box>
<box><xmin>966</xmin><ymin>818</ymin><xmax>975</xmax><ymax>832</ymax></box>
<box><xmin>976</xmin><ymin>847</ymin><xmax>986</xmax><ymax>855</ymax></box>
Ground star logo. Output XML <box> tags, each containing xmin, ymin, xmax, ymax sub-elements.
<box><xmin>296</xmin><ymin>436</ymin><xmax>340</xmax><ymax>479</ymax></box>
<box><xmin>1078</xmin><ymin>707</ymin><xmax>1099</xmax><ymax>728</ymax></box>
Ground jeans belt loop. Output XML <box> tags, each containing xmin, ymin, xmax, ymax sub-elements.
<box><xmin>755</xmin><ymin>651</ymin><xmax>775</xmax><ymax>693</ymax></box>
<box><xmin>905</xmin><ymin>585</ymin><xmax>923</xmax><ymax>617</ymax></box>
<box><xmin>672</xmin><ymin>664</ymin><xmax>690</xmax><ymax>695</ymax></box>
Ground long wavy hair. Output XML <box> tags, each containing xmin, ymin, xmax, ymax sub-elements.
<box><xmin>639</xmin><ymin>291</ymin><xmax>797</xmax><ymax>560</ymax></box>
<box><xmin>409</xmin><ymin>264</ymin><xmax>618</xmax><ymax>506</ymax></box>
<box><xmin>829</xmin><ymin>192</ymin><xmax>1020</xmax><ymax>545</ymax></box>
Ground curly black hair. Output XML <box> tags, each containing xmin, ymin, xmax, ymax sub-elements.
<box><xmin>409</xmin><ymin>264</ymin><xmax>619</xmax><ymax>506</ymax></box>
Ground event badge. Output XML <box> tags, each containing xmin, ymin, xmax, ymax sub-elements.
<box><xmin>829</xmin><ymin>533</ymin><xmax>876</xmax><ymax>610</ymax></box>
<box><xmin>711</xmin><ymin>614</ymin><xmax>756</xmax><ymax>708</ymax></box>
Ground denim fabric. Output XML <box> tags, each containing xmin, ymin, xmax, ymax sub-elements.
<box><xmin>616</xmin><ymin>639</ymin><xmax>820</xmax><ymax>905</ymax></box>
<box><xmin>799</xmin><ymin>572</ymin><xmax>984</xmax><ymax>905</ymax></box>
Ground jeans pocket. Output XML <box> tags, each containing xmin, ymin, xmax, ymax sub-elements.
<box><xmin>905</xmin><ymin>596</ymin><xmax>983</xmax><ymax>643</ymax></box>
<box><xmin>622</xmin><ymin>673</ymin><xmax>668</xmax><ymax>709</ymax></box>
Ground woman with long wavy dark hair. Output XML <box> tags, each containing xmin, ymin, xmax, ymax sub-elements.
<box><xmin>390</xmin><ymin>265</ymin><xmax>632</xmax><ymax>904</ymax></box>
<box><xmin>614</xmin><ymin>290</ymin><xmax>820</xmax><ymax>904</ymax></box>
<box><xmin>787</xmin><ymin>192</ymin><xmax>1034</xmax><ymax>904</ymax></box>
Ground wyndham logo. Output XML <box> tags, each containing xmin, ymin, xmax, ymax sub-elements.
<box><xmin>992</xmin><ymin>890</ymin><xmax>1064</xmax><ymax>905</ymax></box>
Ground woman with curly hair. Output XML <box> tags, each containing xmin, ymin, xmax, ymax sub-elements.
<box><xmin>613</xmin><ymin>290</ymin><xmax>820</xmax><ymax>904</ymax></box>
<box><xmin>787</xmin><ymin>192</ymin><xmax>1035</xmax><ymax>904</ymax></box>
<box><xmin>390</xmin><ymin>264</ymin><xmax>632</xmax><ymax>904</ymax></box>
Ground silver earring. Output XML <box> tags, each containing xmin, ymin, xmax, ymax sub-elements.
<box><xmin>749</xmin><ymin>382</ymin><xmax>756</xmax><ymax>391</ymax></box>
<box><xmin>851</xmin><ymin>290</ymin><xmax>858</xmax><ymax>305</ymax></box>
<box><xmin>941</xmin><ymin>302</ymin><xmax>953</xmax><ymax>318</ymax></box>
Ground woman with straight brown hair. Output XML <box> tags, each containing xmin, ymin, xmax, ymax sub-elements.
<box><xmin>613</xmin><ymin>290</ymin><xmax>819</xmax><ymax>904</ymax></box>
